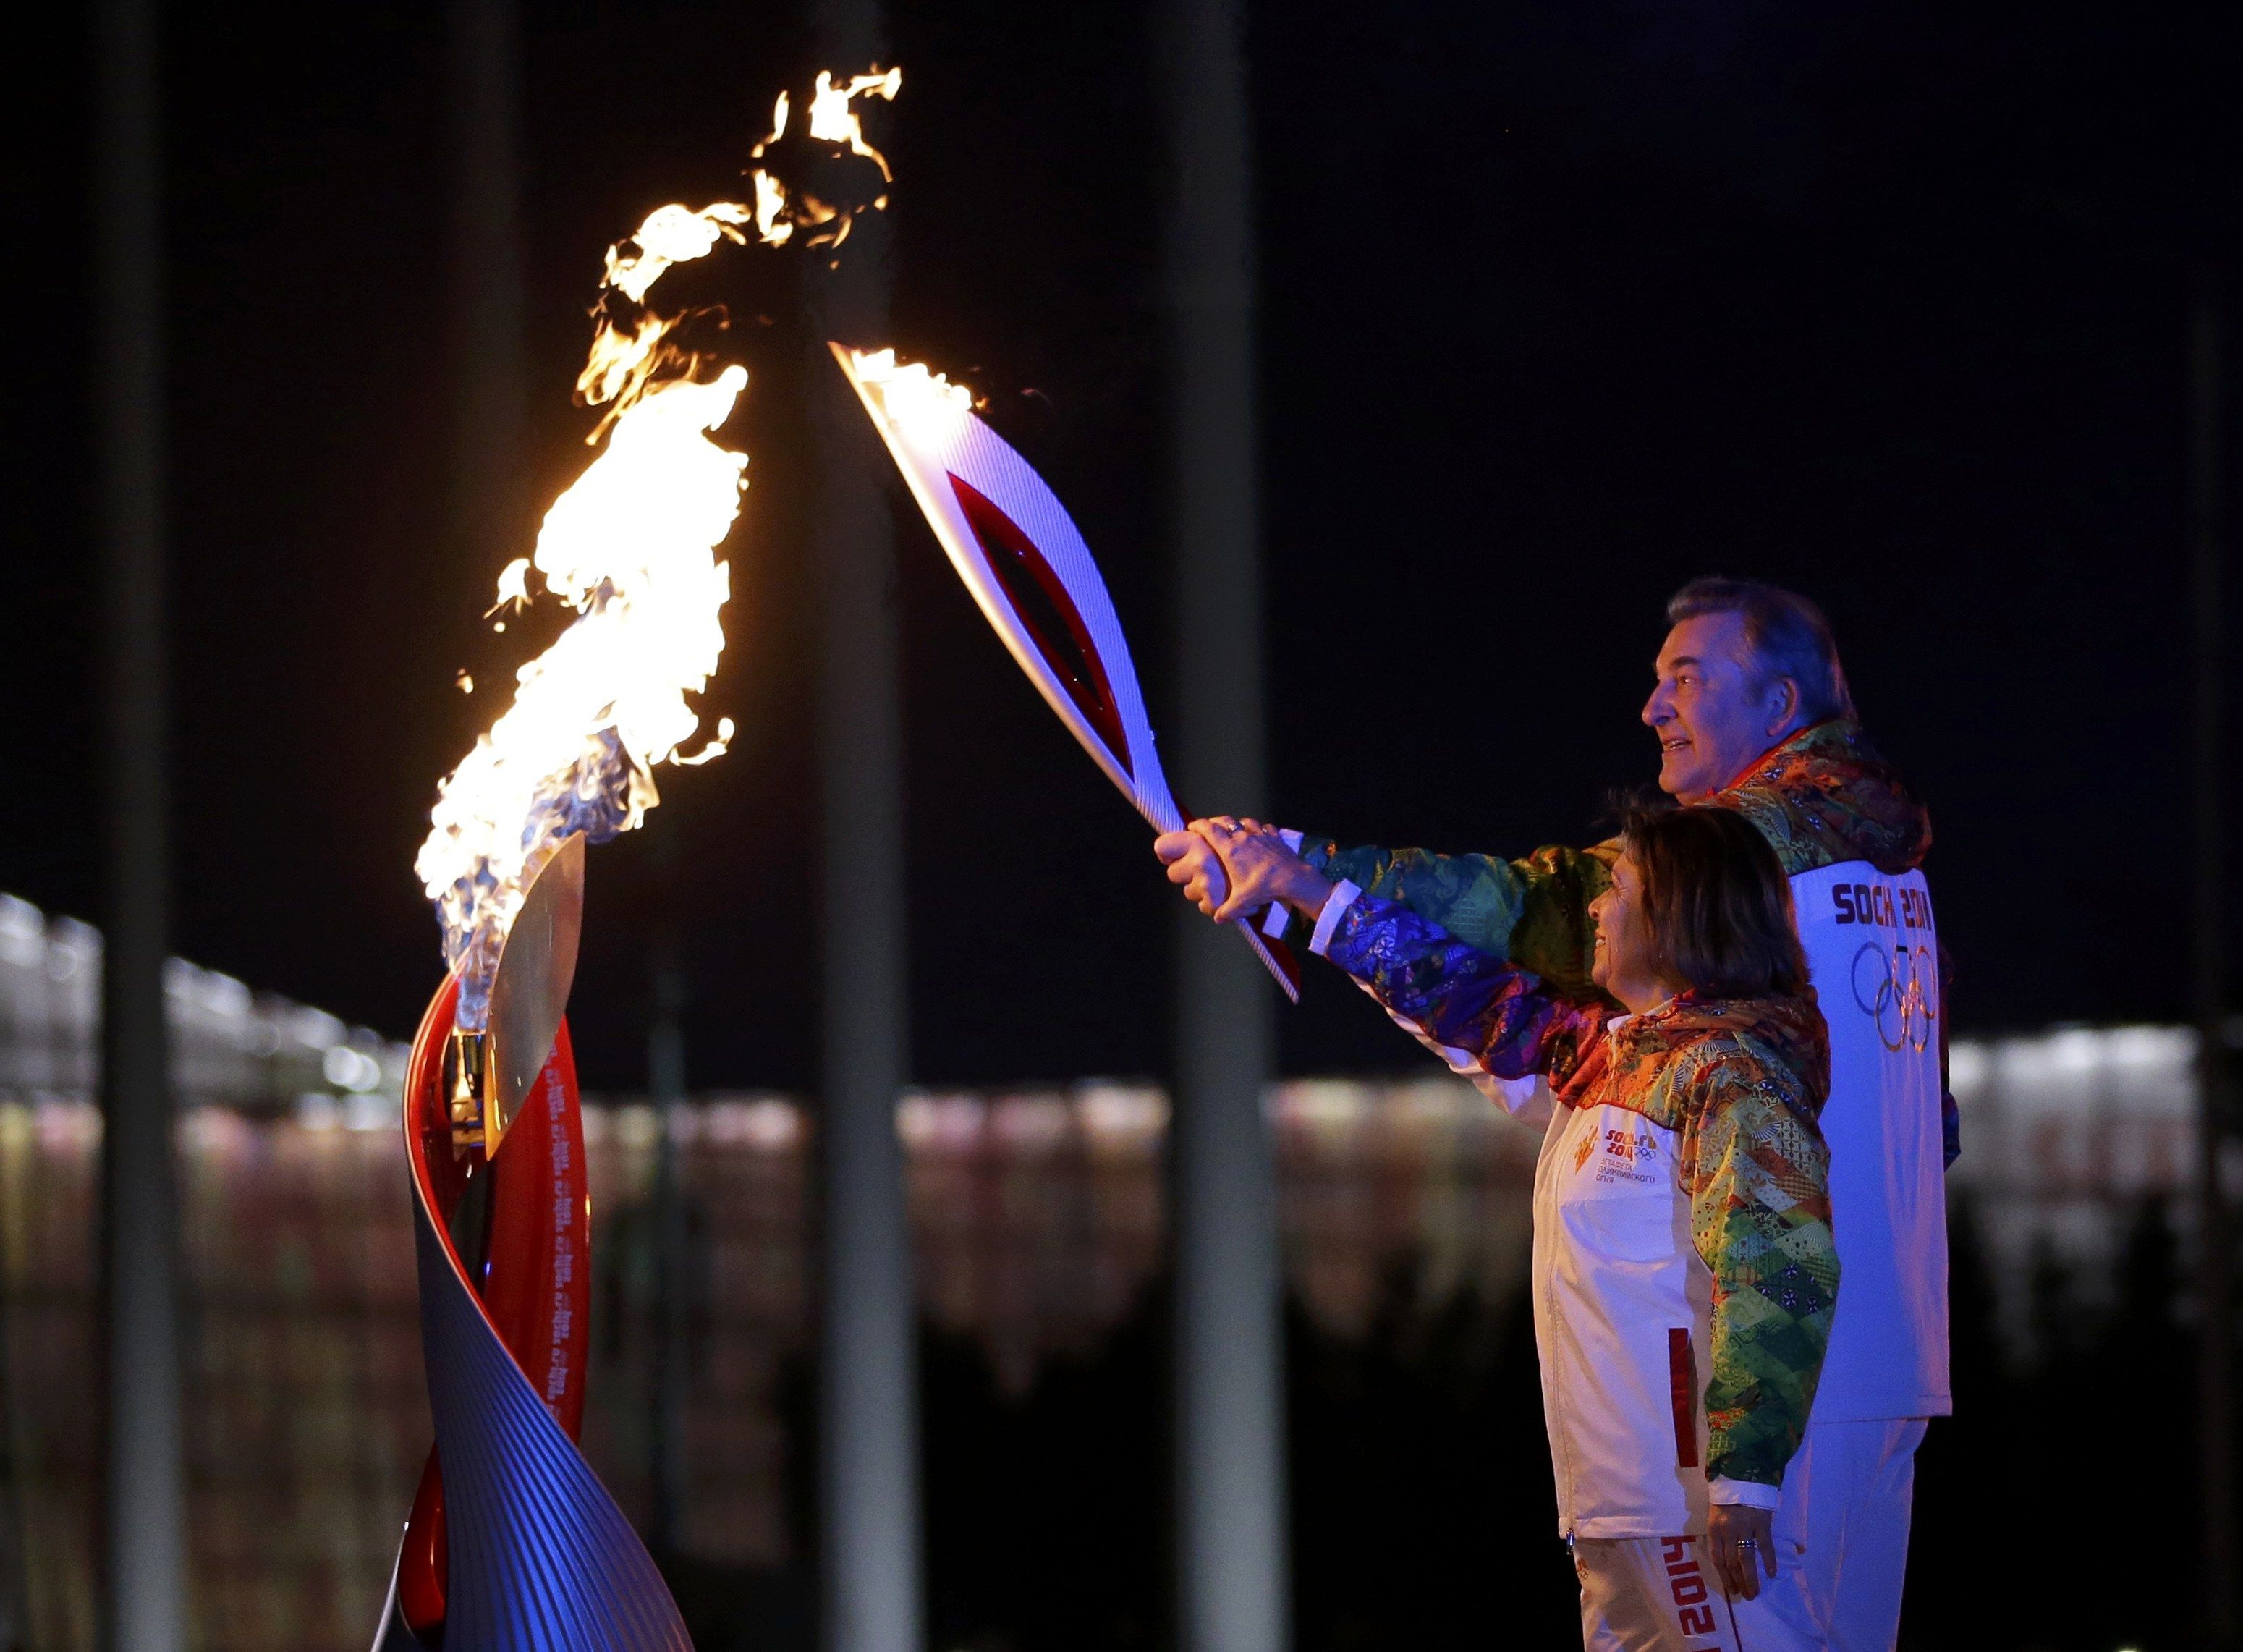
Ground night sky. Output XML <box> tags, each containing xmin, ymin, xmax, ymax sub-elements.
<box><xmin>7</xmin><ymin>1</ymin><xmax>2241</xmax><ymax>1093</ymax></box>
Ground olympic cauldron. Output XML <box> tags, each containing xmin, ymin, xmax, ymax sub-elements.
<box><xmin>373</xmin><ymin>834</ymin><xmax>690</xmax><ymax>1651</ymax></box>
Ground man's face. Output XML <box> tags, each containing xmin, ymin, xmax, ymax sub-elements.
<box><xmin>1640</xmin><ymin>612</ymin><xmax>1789</xmax><ymax>802</ymax></box>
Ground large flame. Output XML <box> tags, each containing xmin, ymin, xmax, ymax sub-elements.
<box><xmin>418</xmin><ymin>69</ymin><xmax>904</xmax><ymax>1031</ymax></box>
<box><xmin>415</xmin><ymin>344</ymin><xmax>745</xmax><ymax>1029</ymax></box>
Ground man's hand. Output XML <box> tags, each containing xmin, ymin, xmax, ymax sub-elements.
<box><xmin>1707</xmin><ymin>1502</ymin><xmax>1777</xmax><ymax>1601</ymax></box>
<box><xmin>1155</xmin><ymin>827</ymin><xmax>1232</xmax><ymax>917</ymax></box>
<box><xmin>1192</xmin><ymin>817</ymin><xmax>1333</xmax><ymax>925</ymax></box>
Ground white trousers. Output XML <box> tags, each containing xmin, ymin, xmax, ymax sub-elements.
<box><xmin>1728</xmin><ymin>1417</ymin><xmax>1928</xmax><ymax>1652</ymax></box>
<box><xmin>1576</xmin><ymin>1534</ymin><xmax>1745</xmax><ymax>1651</ymax></box>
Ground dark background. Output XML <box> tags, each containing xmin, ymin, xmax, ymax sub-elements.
<box><xmin>8</xmin><ymin>6</ymin><xmax>2243</xmax><ymax>1651</ymax></box>
<box><xmin>5</xmin><ymin>1</ymin><xmax>2242</xmax><ymax>1093</ymax></box>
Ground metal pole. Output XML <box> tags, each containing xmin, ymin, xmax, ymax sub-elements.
<box><xmin>448</xmin><ymin>0</ymin><xmax>529</xmax><ymax>569</ymax></box>
<box><xmin>1162</xmin><ymin>3</ymin><xmax>1287</xmax><ymax>1649</ymax></box>
<box><xmin>2193</xmin><ymin>271</ymin><xmax>2234</xmax><ymax>1651</ymax></box>
<box><xmin>805</xmin><ymin>11</ymin><xmax>923</xmax><ymax>1648</ymax></box>
<box><xmin>94</xmin><ymin>0</ymin><xmax>185</xmax><ymax>1643</ymax></box>
<box><xmin>647</xmin><ymin>905</ymin><xmax>690</xmax><ymax>1556</ymax></box>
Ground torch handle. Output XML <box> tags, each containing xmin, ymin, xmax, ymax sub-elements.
<box><xmin>1237</xmin><ymin>916</ymin><xmax>1302</xmax><ymax>1002</ymax></box>
<box><xmin>1145</xmin><ymin>795</ymin><xmax>1300</xmax><ymax>1002</ymax></box>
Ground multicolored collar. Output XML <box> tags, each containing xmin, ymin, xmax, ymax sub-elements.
<box><xmin>1710</xmin><ymin>719</ymin><xmax>1932</xmax><ymax>877</ymax></box>
<box><xmin>1562</xmin><ymin>990</ymin><xmax>1831</xmax><ymax>1127</ymax></box>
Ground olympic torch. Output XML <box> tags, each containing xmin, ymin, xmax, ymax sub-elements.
<box><xmin>828</xmin><ymin>344</ymin><xmax>1301</xmax><ymax>1001</ymax></box>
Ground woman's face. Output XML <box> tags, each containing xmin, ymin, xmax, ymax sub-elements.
<box><xmin>1590</xmin><ymin>851</ymin><xmax>1671</xmax><ymax>1012</ymax></box>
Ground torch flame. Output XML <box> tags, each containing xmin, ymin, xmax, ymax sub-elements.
<box><xmin>844</xmin><ymin>347</ymin><xmax>977</xmax><ymax>416</ymax></box>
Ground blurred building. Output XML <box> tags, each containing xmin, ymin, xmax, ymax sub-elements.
<box><xmin>1946</xmin><ymin>1022</ymin><xmax>2206</xmax><ymax>1347</ymax></box>
<box><xmin>0</xmin><ymin>889</ymin><xmax>2210</xmax><ymax>1650</ymax></box>
<box><xmin>0</xmin><ymin>894</ymin><xmax>411</xmax><ymax>1647</ymax></box>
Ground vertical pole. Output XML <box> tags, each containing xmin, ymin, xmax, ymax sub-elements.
<box><xmin>94</xmin><ymin>0</ymin><xmax>185</xmax><ymax>1645</ymax></box>
<box><xmin>646</xmin><ymin>869</ymin><xmax>690</xmax><ymax>1556</ymax></box>
<box><xmin>1162</xmin><ymin>4</ymin><xmax>1287</xmax><ymax>1651</ymax></box>
<box><xmin>448</xmin><ymin>0</ymin><xmax>529</xmax><ymax>572</ymax></box>
<box><xmin>2193</xmin><ymin>272</ymin><xmax>2234</xmax><ymax>1651</ymax></box>
<box><xmin>805</xmin><ymin>14</ymin><xmax>923</xmax><ymax>1651</ymax></box>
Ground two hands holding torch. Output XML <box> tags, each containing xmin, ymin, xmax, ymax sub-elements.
<box><xmin>1154</xmin><ymin>815</ymin><xmax>1333</xmax><ymax>929</ymax></box>
<box><xmin>1150</xmin><ymin>814</ymin><xmax>1784</xmax><ymax>1605</ymax></box>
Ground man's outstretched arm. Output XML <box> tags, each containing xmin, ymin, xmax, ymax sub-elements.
<box><xmin>1289</xmin><ymin>836</ymin><xmax>1621</xmax><ymax>1001</ymax></box>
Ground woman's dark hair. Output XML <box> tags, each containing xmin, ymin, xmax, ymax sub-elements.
<box><xmin>1621</xmin><ymin>802</ymin><xmax>1810</xmax><ymax>999</ymax></box>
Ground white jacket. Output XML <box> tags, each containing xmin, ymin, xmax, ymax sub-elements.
<box><xmin>1789</xmin><ymin>860</ymin><xmax>1951</xmax><ymax>1420</ymax></box>
<box><xmin>1312</xmin><ymin>888</ymin><xmax>1841</xmax><ymax>1539</ymax></box>
<box><xmin>1530</xmin><ymin>1080</ymin><xmax>1722</xmax><ymax>1538</ymax></box>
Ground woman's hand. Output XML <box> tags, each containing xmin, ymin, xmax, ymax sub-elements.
<box><xmin>1707</xmin><ymin>1501</ymin><xmax>1777</xmax><ymax>1601</ymax></box>
<box><xmin>1192</xmin><ymin>817</ymin><xmax>1333</xmax><ymax>924</ymax></box>
<box><xmin>1155</xmin><ymin>828</ymin><xmax>1232</xmax><ymax>917</ymax></box>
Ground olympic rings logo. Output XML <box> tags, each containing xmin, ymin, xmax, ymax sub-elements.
<box><xmin>1850</xmin><ymin>941</ymin><xmax>1939</xmax><ymax>1054</ymax></box>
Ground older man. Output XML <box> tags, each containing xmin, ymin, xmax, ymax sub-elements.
<box><xmin>1161</xmin><ymin>578</ymin><xmax>1949</xmax><ymax>1651</ymax></box>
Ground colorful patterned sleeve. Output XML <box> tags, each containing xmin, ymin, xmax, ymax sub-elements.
<box><xmin>1298</xmin><ymin>836</ymin><xmax>1619</xmax><ymax>1000</ymax></box>
<box><xmin>1320</xmin><ymin>896</ymin><xmax>1606</xmax><ymax>1084</ymax></box>
<box><xmin>1680</xmin><ymin>1038</ymin><xmax>1841</xmax><ymax>1489</ymax></box>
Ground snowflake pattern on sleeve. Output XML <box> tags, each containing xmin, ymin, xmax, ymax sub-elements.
<box><xmin>1321</xmin><ymin>895</ymin><xmax>1606</xmax><ymax>1085</ymax></box>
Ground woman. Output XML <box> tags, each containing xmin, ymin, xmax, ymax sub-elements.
<box><xmin>1193</xmin><ymin>805</ymin><xmax>1837</xmax><ymax>1651</ymax></box>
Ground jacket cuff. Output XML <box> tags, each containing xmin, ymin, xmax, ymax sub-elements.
<box><xmin>1707</xmin><ymin>1475</ymin><xmax>1781</xmax><ymax>1511</ymax></box>
<box><xmin>1308</xmin><ymin>881</ymin><xmax>1362</xmax><ymax>957</ymax></box>
<box><xmin>1259</xmin><ymin>831</ymin><xmax>1310</xmax><ymax>939</ymax></box>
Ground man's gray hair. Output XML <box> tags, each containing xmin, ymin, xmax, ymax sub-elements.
<box><xmin>1666</xmin><ymin>577</ymin><xmax>1857</xmax><ymax>724</ymax></box>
